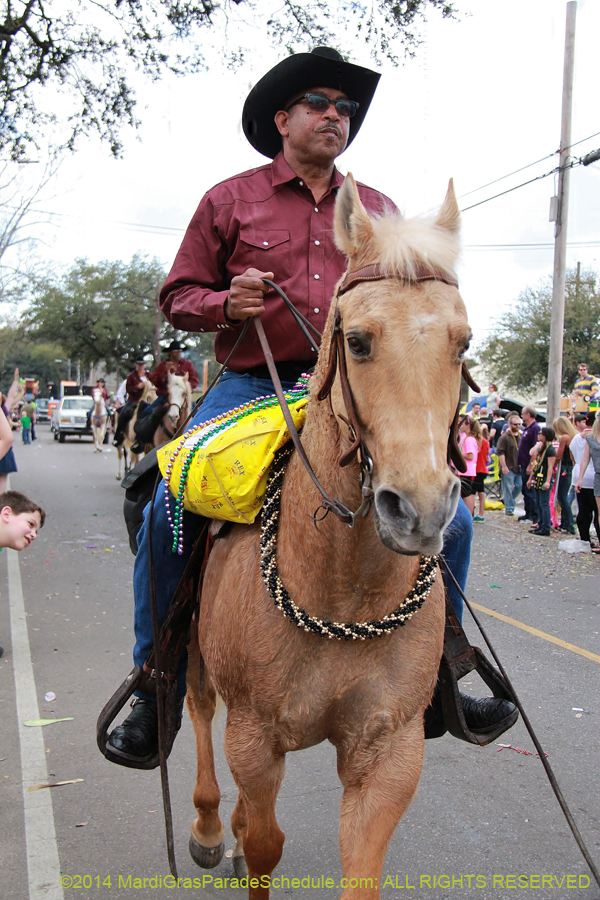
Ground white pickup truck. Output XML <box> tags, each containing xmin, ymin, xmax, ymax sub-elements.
<box><xmin>51</xmin><ymin>395</ymin><xmax>95</xmax><ymax>443</ymax></box>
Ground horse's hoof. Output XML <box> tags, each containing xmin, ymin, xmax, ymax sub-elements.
<box><xmin>189</xmin><ymin>832</ymin><xmax>224</xmax><ymax>869</ymax></box>
<box><xmin>232</xmin><ymin>852</ymin><xmax>248</xmax><ymax>879</ymax></box>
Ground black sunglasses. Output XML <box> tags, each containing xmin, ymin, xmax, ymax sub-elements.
<box><xmin>285</xmin><ymin>92</ymin><xmax>359</xmax><ymax>118</ymax></box>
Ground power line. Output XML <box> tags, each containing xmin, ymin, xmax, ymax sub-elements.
<box><xmin>464</xmin><ymin>240</ymin><xmax>600</xmax><ymax>251</ymax></box>
<box><xmin>460</xmin><ymin>168</ymin><xmax>559</xmax><ymax>211</ymax></box>
<box><xmin>458</xmin><ymin>154</ymin><xmax>557</xmax><ymax>200</ymax></box>
<box><xmin>460</xmin><ymin>148</ymin><xmax>600</xmax><ymax>213</ymax></box>
<box><xmin>1</xmin><ymin>205</ymin><xmax>186</xmax><ymax>236</ymax></box>
<box><xmin>457</xmin><ymin>129</ymin><xmax>600</xmax><ymax>201</ymax></box>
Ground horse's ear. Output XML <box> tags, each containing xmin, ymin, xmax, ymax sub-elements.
<box><xmin>435</xmin><ymin>179</ymin><xmax>460</xmax><ymax>234</ymax></box>
<box><xmin>183</xmin><ymin>372</ymin><xmax>189</xmax><ymax>381</ymax></box>
<box><xmin>334</xmin><ymin>173</ymin><xmax>374</xmax><ymax>260</ymax></box>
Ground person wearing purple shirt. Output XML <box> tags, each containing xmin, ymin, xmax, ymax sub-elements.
<box><xmin>517</xmin><ymin>405</ymin><xmax>541</xmax><ymax>523</ymax></box>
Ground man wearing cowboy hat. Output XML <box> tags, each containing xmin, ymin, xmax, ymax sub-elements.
<box><xmin>131</xmin><ymin>340</ymin><xmax>199</xmax><ymax>450</ymax></box>
<box><xmin>107</xmin><ymin>48</ymin><xmax>515</xmax><ymax>768</ymax></box>
<box><xmin>150</xmin><ymin>340</ymin><xmax>199</xmax><ymax>397</ymax></box>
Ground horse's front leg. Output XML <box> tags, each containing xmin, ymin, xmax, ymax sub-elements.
<box><xmin>224</xmin><ymin>710</ymin><xmax>285</xmax><ymax>900</ymax></box>
<box><xmin>336</xmin><ymin>716</ymin><xmax>425</xmax><ymax>900</ymax></box>
<box><xmin>186</xmin><ymin>629</ymin><xmax>225</xmax><ymax>868</ymax></box>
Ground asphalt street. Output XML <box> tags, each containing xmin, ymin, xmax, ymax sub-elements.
<box><xmin>0</xmin><ymin>424</ymin><xmax>598</xmax><ymax>900</ymax></box>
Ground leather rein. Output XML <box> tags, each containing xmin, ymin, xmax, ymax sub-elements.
<box><xmin>259</xmin><ymin>266</ymin><xmax>478</xmax><ymax>527</ymax></box>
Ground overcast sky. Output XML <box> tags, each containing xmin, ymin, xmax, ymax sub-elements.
<box><xmin>12</xmin><ymin>0</ymin><xmax>600</xmax><ymax>356</ymax></box>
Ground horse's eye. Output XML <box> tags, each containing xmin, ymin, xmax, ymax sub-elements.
<box><xmin>458</xmin><ymin>342</ymin><xmax>470</xmax><ymax>360</ymax></box>
<box><xmin>346</xmin><ymin>333</ymin><xmax>371</xmax><ymax>358</ymax></box>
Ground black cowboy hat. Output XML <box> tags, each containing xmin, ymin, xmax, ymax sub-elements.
<box><xmin>163</xmin><ymin>340</ymin><xmax>186</xmax><ymax>353</ymax></box>
<box><xmin>242</xmin><ymin>47</ymin><xmax>380</xmax><ymax>159</ymax></box>
<box><xmin>133</xmin><ymin>355</ymin><xmax>146</xmax><ymax>365</ymax></box>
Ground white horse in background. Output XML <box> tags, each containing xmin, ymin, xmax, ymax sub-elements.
<box><xmin>91</xmin><ymin>388</ymin><xmax>109</xmax><ymax>452</ymax></box>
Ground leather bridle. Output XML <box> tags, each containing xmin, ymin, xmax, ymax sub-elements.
<box><xmin>258</xmin><ymin>265</ymin><xmax>477</xmax><ymax>526</ymax></box>
<box><xmin>160</xmin><ymin>395</ymin><xmax>190</xmax><ymax>441</ymax></box>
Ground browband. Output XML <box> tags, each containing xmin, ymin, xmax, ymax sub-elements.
<box><xmin>338</xmin><ymin>263</ymin><xmax>459</xmax><ymax>296</ymax></box>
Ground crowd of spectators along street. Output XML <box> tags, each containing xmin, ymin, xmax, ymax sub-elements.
<box><xmin>459</xmin><ymin>397</ymin><xmax>600</xmax><ymax>555</ymax></box>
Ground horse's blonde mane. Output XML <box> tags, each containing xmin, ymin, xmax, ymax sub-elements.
<box><xmin>334</xmin><ymin>175</ymin><xmax>461</xmax><ymax>283</ymax></box>
<box><xmin>369</xmin><ymin>212</ymin><xmax>460</xmax><ymax>281</ymax></box>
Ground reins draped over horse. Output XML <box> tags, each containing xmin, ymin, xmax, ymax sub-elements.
<box><xmin>184</xmin><ymin>175</ymin><xmax>472</xmax><ymax>900</ymax></box>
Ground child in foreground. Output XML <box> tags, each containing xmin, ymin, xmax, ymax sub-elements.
<box><xmin>0</xmin><ymin>491</ymin><xmax>45</xmax><ymax>658</ymax></box>
<box><xmin>0</xmin><ymin>490</ymin><xmax>45</xmax><ymax>551</ymax></box>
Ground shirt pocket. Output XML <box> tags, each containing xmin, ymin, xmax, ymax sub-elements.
<box><xmin>231</xmin><ymin>229</ymin><xmax>291</xmax><ymax>282</ymax></box>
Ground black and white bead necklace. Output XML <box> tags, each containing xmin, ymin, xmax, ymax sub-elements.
<box><xmin>259</xmin><ymin>444</ymin><xmax>439</xmax><ymax>640</ymax></box>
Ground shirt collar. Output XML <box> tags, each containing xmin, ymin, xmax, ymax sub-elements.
<box><xmin>271</xmin><ymin>151</ymin><xmax>344</xmax><ymax>193</ymax></box>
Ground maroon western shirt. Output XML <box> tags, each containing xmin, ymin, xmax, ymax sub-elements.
<box><xmin>125</xmin><ymin>370</ymin><xmax>149</xmax><ymax>403</ymax></box>
<box><xmin>150</xmin><ymin>358</ymin><xmax>199</xmax><ymax>394</ymax></box>
<box><xmin>160</xmin><ymin>152</ymin><xmax>396</xmax><ymax>372</ymax></box>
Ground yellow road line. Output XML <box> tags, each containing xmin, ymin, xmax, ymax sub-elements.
<box><xmin>470</xmin><ymin>602</ymin><xmax>600</xmax><ymax>665</ymax></box>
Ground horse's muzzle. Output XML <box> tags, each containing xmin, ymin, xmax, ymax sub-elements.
<box><xmin>373</xmin><ymin>479</ymin><xmax>460</xmax><ymax>556</ymax></box>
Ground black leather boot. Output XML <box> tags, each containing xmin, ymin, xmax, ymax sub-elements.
<box><xmin>425</xmin><ymin>688</ymin><xmax>517</xmax><ymax>740</ymax></box>
<box><xmin>107</xmin><ymin>697</ymin><xmax>184</xmax><ymax>766</ymax></box>
<box><xmin>460</xmin><ymin>694</ymin><xmax>518</xmax><ymax>736</ymax></box>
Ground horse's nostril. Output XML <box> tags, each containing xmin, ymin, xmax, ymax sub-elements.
<box><xmin>376</xmin><ymin>488</ymin><xmax>418</xmax><ymax>531</ymax></box>
<box><xmin>450</xmin><ymin>480</ymin><xmax>460</xmax><ymax>507</ymax></box>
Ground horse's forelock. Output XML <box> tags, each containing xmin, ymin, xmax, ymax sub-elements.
<box><xmin>369</xmin><ymin>213</ymin><xmax>460</xmax><ymax>283</ymax></box>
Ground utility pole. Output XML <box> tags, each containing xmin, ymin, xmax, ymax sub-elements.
<box><xmin>547</xmin><ymin>1</ymin><xmax>577</xmax><ymax>424</ymax></box>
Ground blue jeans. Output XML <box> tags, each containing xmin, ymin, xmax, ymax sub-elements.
<box><xmin>501</xmin><ymin>470</ymin><xmax>522</xmax><ymax>514</ymax></box>
<box><xmin>442</xmin><ymin>498</ymin><xmax>472</xmax><ymax>622</ymax></box>
<box><xmin>140</xmin><ymin>395</ymin><xmax>168</xmax><ymax>417</ymax></box>
<box><xmin>556</xmin><ymin>465</ymin><xmax>575</xmax><ymax>532</ymax></box>
<box><xmin>535</xmin><ymin>488</ymin><xmax>551</xmax><ymax>532</ymax></box>
<box><xmin>22</xmin><ymin>427</ymin><xmax>31</xmax><ymax>444</ymax></box>
<box><xmin>521</xmin><ymin>464</ymin><xmax>538</xmax><ymax>521</ymax></box>
<box><xmin>133</xmin><ymin>372</ymin><xmax>297</xmax><ymax>699</ymax></box>
<box><xmin>132</xmin><ymin>372</ymin><xmax>473</xmax><ymax>698</ymax></box>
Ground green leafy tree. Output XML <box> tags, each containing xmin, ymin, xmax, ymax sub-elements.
<box><xmin>25</xmin><ymin>254</ymin><xmax>169</xmax><ymax>379</ymax></box>
<box><xmin>477</xmin><ymin>267</ymin><xmax>600</xmax><ymax>394</ymax></box>
<box><xmin>1</xmin><ymin>0</ymin><xmax>458</xmax><ymax>160</ymax></box>
<box><xmin>0</xmin><ymin>324</ymin><xmax>65</xmax><ymax>392</ymax></box>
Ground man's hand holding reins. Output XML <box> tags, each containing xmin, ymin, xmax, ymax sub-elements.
<box><xmin>225</xmin><ymin>268</ymin><xmax>274</xmax><ymax>321</ymax></box>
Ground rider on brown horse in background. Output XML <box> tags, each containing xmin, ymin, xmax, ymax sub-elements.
<box><xmin>131</xmin><ymin>340</ymin><xmax>199</xmax><ymax>453</ymax></box>
<box><xmin>106</xmin><ymin>47</ymin><xmax>516</xmax><ymax>770</ymax></box>
<box><xmin>113</xmin><ymin>356</ymin><xmax>149</xmax><ymax>447</ymax></box>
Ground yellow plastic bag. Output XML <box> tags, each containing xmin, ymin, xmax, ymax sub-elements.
<box><xmin>157</xmin><ymin>395</ymin><xmax>309</xmax><ymax>524</ymax></box>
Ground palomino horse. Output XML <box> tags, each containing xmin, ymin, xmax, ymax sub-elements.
<box><xmin>185</xmin><ymin>176</ymin><xmax>471</xmax><ymax>900</ymax></box>
<box><xmin>115</xmin><ymin>380</ymin><xmax>157</xmax><ymax>480</ymax></box>
<box><xmin>147</xmin><ymin>371</ymin><xmax>192</xmax><ymax>450</ymax></box>
<box><xmin>91</xmin><ymin>388</ymin><xmax>109</xmax><ymax>452</ymax></box>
